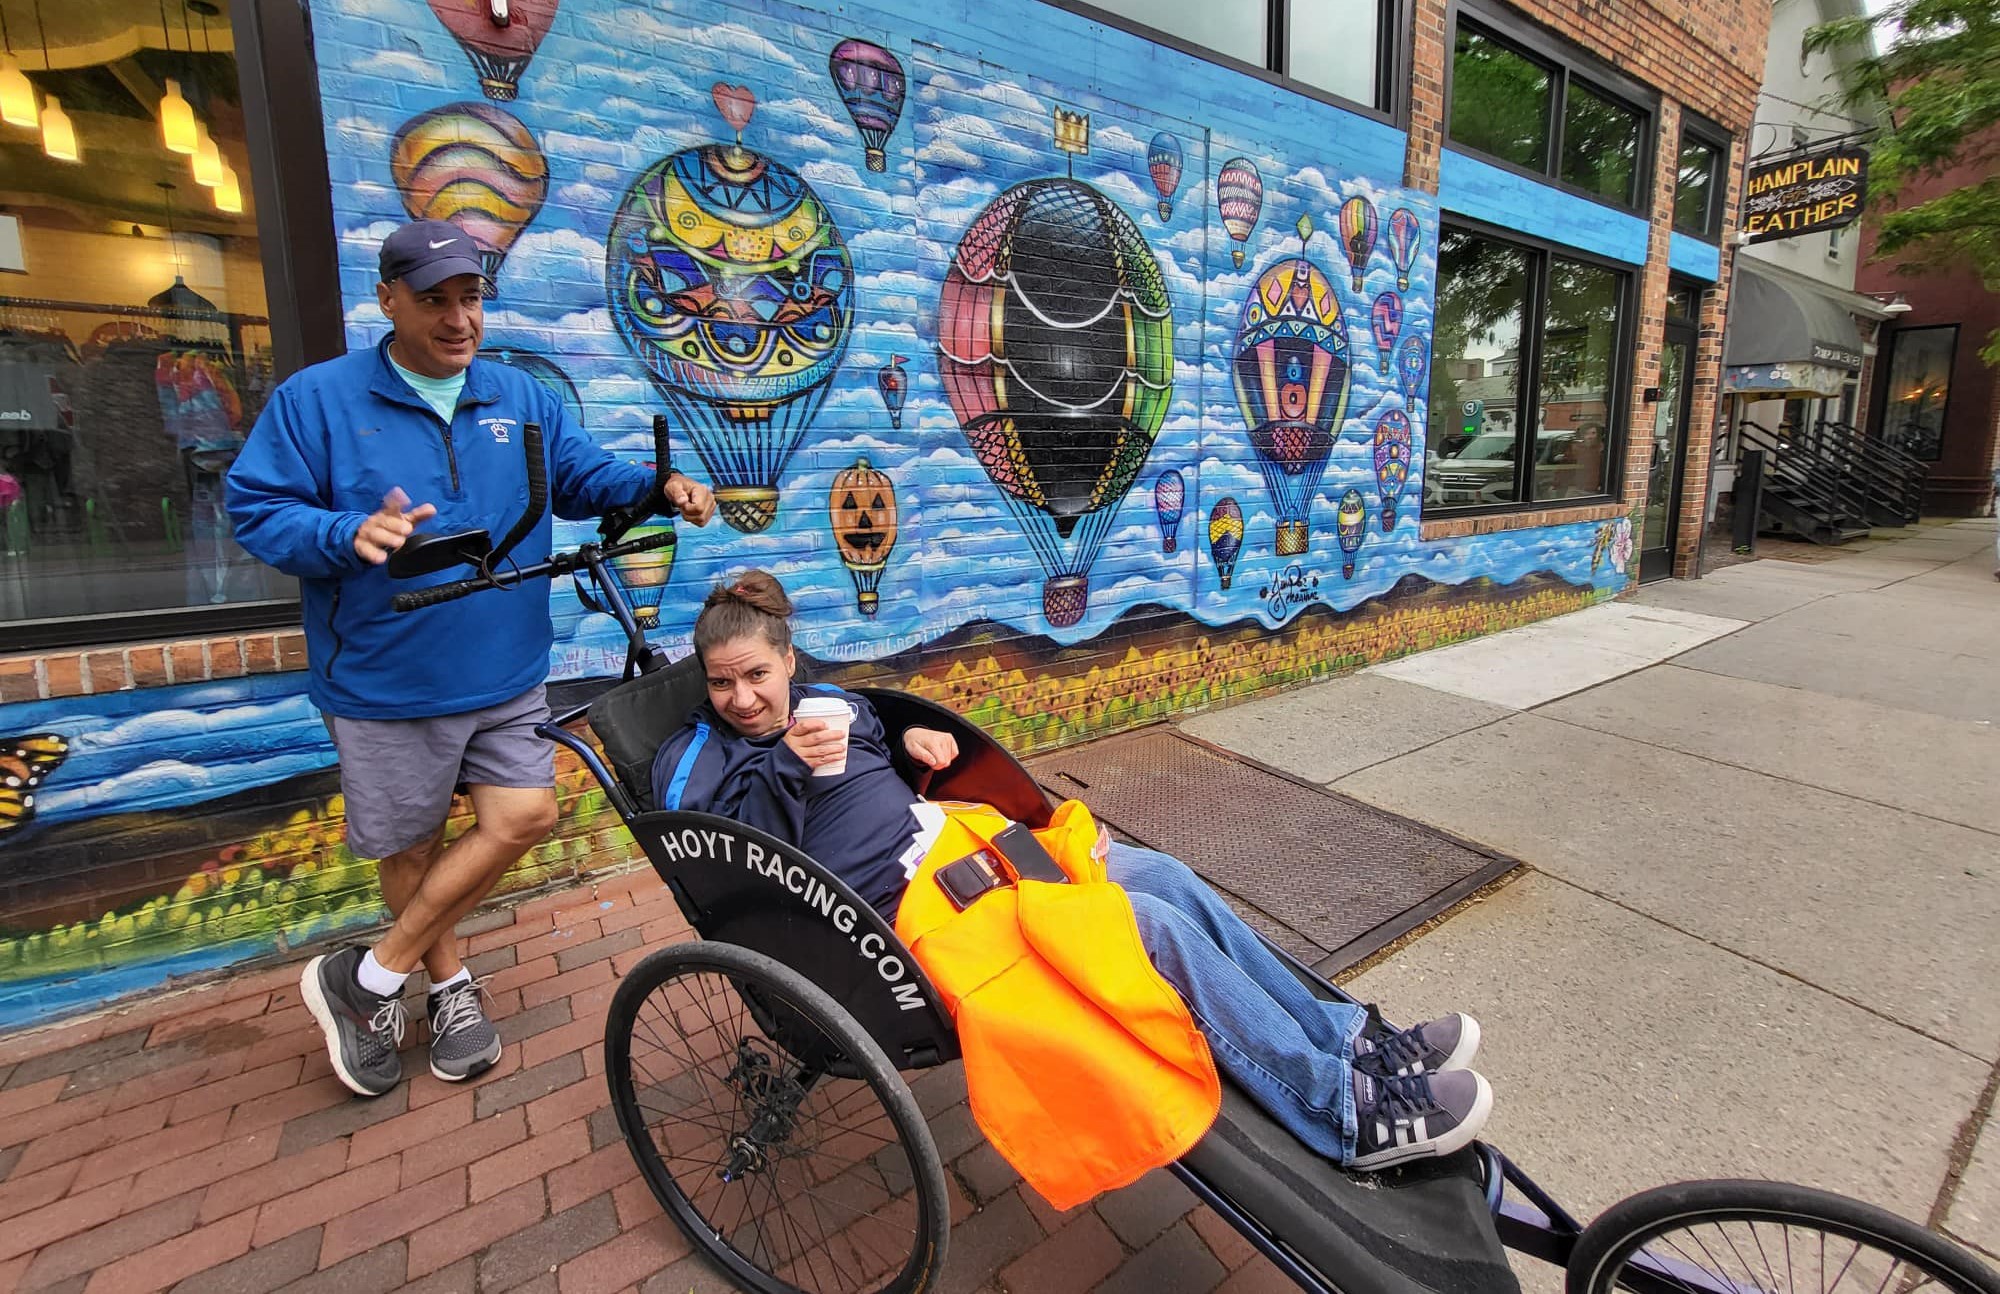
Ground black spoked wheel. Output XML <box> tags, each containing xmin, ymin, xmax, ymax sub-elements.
<box><xmin>1566</xmin><ymin>1180</ymin><xmax>2000</xmax><ymax>1294</ymax></box>
<box><xmin>604</xmin><ymin>941</ymin><xmax>949</xmax><ymax>1294</ymax></box>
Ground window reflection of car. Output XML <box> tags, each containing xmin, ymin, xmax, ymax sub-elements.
<box><xmin>1425</xmin><ymin>430</ymin><xmax>1597</xmax><ymax>505</ymax></box>
<box><xmin>1426</xmin><ymin>432</ymin><xmax>1518</xmax><ymax>505</ymax></box>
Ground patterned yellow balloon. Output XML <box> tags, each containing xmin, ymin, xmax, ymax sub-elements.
<box><xmin>390</xmin><ymin>102</ymin><xmax>548</xmax><ymax>297</ymax></box>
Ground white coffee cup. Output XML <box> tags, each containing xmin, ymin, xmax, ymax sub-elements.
<box><xmin>792</xmin><ymin>696</ymin><xmax>855</xmax><ymax>777</ymax></box>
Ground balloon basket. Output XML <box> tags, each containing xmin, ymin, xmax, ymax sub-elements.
<box><xmin>633</xmin><ymin>607</ymin><xmax>660</xmax><ymax>629</ymax></box>
<box><xmin>478</xmin><ymin>77</ymin><xmax>518</xmax><ymax>102</ymax></box>
<box><xmin>1350</xmin><ymin>273</ymin><xmax>1364</xmax><ymax>293</ymax></box>
<box><xmin>1398</xmin><ymin>274</ymin><xmax>1410</xmax><ymax>291</ymax></box>
<box><xmin>1218</xmin><ymin>572</ymin><xmax>1234</xmax><ymax>591</ymax></box>
<box><xmin>1380</xmin><ymin>505</ymin><xmax>1397</xmax><ymax>532</ymax></box>
<box><xmin>1043</xmin><ymin>575</ymin><xmax>1088</xmax><ymax>629</ymax></box>
<box><xmin>716</xmin><ymin>488</ymin><xmax>780</xmax><ymax>533</ymax></box>
<box><xmin>857</xmin><ymin>590</ymin><xmax>879</xmax><ymax>617</ymax></box>
<box><xmin>1161</xmin><ymin>536</ymin><xmax>1177</xmax><ymax>555</ymax></box>
<box><xmin>477</xmin><ymin>248</ymin><xmax>504</xmax><ymax>299</ymax></box>
<box><xmin>865</xmin><ymin>148</ymin><xmax>887</xmax><ymax>173</ymax></box>
<box><xmin>1341</xmin><ymin>561</ymin><xmax>1356</xmax><ymax>579</ymax></box>
<box><xmin>1232</xmin><ymin>249</ymin><xmax>1245</xmax><ymax>269</ymax></box>
<box><xmin>1275</xmin><ymin>520</ymin><xmax>1308</xmax><ymax>556</ymax></box>
<box><xmin>1158</xmin><ymin>201</ymin><xmax>1172</xmax><ymax>221</ymax></box>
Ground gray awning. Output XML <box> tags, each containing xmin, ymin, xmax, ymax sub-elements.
<box><xmin>1725</xmin><ymin>262</ymin><xmax>1866</xmax><ymax>372</ymax></box>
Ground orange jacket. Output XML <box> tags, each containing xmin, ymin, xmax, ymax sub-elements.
<box><xmin>895</xmin><ymin>800</ymin><xmax>1220</xmax><ymax>1210</ymax></box>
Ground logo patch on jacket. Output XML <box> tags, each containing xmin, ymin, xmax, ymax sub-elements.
<box><xmin>480</xmin><ymin>416</ymin><xmax>516</xmax><ymax>444</ymax></box>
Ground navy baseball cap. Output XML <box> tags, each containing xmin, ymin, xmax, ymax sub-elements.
<box><xmin>378</xmin><ymin>220</ymin><xmax>486</xmax><ymax>291</ymax></box>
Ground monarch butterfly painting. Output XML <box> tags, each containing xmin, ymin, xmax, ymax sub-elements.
<box><xmin>0</xmin><ymin>734</ymin><xmax>69</xmax><ymax>838</ymax></box>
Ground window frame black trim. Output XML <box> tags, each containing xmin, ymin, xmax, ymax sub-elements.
<box><xmin>2</xmin><ymin>0</ymin><xmax>338</xmax><ymax>654</ymax></box>
<box><xmin>1871</xmin><ymin>322</ymin><xmax>1961</xmax><ymax>464</ymax></box>
<box><xmin>1424</xmin><ymin>215</ymin><xmax>1638</xmax><ymax>520</ymax></box>
<box><xmin>1673</xmin><ymin>108</ymin><xmax>1730</xmax><ymax>244</ymax></box>
<box><xmin>1033</xmin><ymin>0</ymin><xmax>1408</xmax><ymax>125</ymax></box>
<box><xmin>1442</xmin><ymin>2</ymin><xmax>1659</xmax><ymax>218</ymax></box>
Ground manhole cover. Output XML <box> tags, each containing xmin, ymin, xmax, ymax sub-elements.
<box><xmin>1028</xmin><ymin>726</ymin><xmax>1516</xmax><ymax>973</ymax></box>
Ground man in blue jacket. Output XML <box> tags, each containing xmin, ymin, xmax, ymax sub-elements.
<box><xmin>227</xmin><ymin>220</ymin><xmax>715</xmax><ymax>1098</ymax></box>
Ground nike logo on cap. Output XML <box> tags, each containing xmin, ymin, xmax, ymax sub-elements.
<box><xmin>428</xmin><ymin>238</ymin><xmax>457</xmax><ymax>249</ymax></box>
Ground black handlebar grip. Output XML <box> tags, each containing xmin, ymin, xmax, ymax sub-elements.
<box><xmin>391</xmin><ymin>578</ymin><xmax>487</xmax><ymax>613</ymax></box>
<box><xmin>606</xmin><ymin>528</ymin><xmax>677</xmax><ymax>557</ymax></box>
<box><xmin>651</xmin><ymin>414</ymin><xmax>672</xmax><ymax>492</ymax></box>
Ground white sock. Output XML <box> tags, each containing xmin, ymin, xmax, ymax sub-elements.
<box><xmin>429</xmin><ymin>968</ymin><xmax>472</xmax><ymax>996</ymax></box>
<box><xmin>356</xmin><ymin>948</ymin><xmax>409</xmax><ymax>997</ymax></box>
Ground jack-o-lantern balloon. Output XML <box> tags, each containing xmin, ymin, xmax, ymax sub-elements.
<box><xmin>829</xmin><ymin>456</ymin><xmax>899</xmax><ymax>615</ymax></box>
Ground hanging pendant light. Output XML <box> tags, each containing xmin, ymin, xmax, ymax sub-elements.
<box><xmin>39</xmin><ymin>92</ymin><xmax>75</xmax><ymax>159</ymax></box>
<box><xmin>192</xmin><ymin>121</ymin><xmax>222</xmax><ymax>186</ymax></box>
<box><xmin>214</xmin><ymin>162</ymin><xmax>241</xmax><ymax>213</ymax></box>
<box><xmin>159</xmin><ymin>77</ymin><xmax>194</xmax><ymax>152</ymax></box>
<box><xmin>0</xmin><ymin>2</ymin><xmax>39</xmax><ymax>129</ymax></box>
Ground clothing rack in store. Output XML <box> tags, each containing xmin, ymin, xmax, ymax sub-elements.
<box><xmin>0</xmin><ymin>294</ymin><xmax>272</xmax><ymax>371</ymax></box>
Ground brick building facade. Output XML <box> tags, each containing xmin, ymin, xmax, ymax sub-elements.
<box><xmin>0</xmin><ymin>0</ymin><xmax>1772</xmax><ymax>1026</ymax></box>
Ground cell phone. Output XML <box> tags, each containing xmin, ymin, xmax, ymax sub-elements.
<box><xmin>990</xmin><ymin>821</ymin><xmax>1067</xmax><ymax>884</ymax></box>
<box><xmin>936</xmin><ymin>850</ymin><xmax>1005</xmax><ymax>911</ymax></box>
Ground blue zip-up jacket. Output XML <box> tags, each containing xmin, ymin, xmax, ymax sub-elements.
<box><xmin>651</xmin><ymin>684</ymin><xmax>924</xmax><ymax>917</ymax></box>
<box><xmin>226</xmin><ymin>337</ymin><xmax>653</xmax><ymax>719</ymax></box>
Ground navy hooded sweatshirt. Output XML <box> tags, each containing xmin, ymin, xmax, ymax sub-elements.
<box><xmin>650</xmin><ymin>683</ymin><xmax>926</xmax><ymax>916</ymax></box>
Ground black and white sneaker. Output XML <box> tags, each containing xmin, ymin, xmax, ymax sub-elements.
<box><xmin>301</xmin><ymin>946</ymin><xmax>407</xmax><ymax>1098</ymax></box>
<box><xmin>1349</xmin><ymin>1068</ymin><xmax>1492</xmax><ymax>1171</ymax></box>
<box><xmin>427</xmin><ymin>978</ymin><xmax>502</xmax><ymax>1082</ymax></box>
<box><xmin>1353</xmin><ymin>1012</ymin><xmax>1481</xmax><ymax>1078</ymax></box>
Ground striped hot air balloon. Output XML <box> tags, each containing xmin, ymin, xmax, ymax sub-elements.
<box><xmin>1217</xmin><ymin>158</ymin><xmax>1264</xmax><ymax>270</ymax></box>
<box><xmin>1338</xmin><ymin>195</ymin><xmax>1377</xmax><ymax>293</ymax></box>
<box><xmin>1147</xmin><ymin>132</ymin><xmax>1183</xmax><ymax>221</ymax></box>
<box><xmin>1209</xmin><ymin>498</ymin><xmax>1243</xmax><ymax>590</ymax></box>
<box><xmin>1154</xmin><ymin>469</ymin><xmax>1186</xmax><ymax>553</ymax></box>
<box><xmin>390</xmin><ymin>103</ymin><xmax>548</xmax><ymax>299</ymax></box>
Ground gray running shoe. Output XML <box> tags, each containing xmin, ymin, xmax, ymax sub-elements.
<box><xmin>1354</xmin><ymin>1012</ymin><xmax>1481</xmax><ymax>1078</ymax></box>
<box><xmin>1350</xmin><ymin>1068</ymin><xmax>1492</xmax><ymax>1171</ymax></box>
<box><xmin>301</xmin><ymin>946</ymin><xmax>407</xmax><ymax>1098</ymax></box>
<box><xmin>428</xmin><ymin>977</ymin><xmax>502</xmax><ymax>1082</ymax></box>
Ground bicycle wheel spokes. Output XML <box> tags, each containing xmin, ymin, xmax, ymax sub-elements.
<box><xmin>1622</xmin><ymin>1222</ymin><xmax>1941</xmax><ymax>1294</ymax></box>
<box><xmin>617</xmin><ymin>961</ymin><xmax>927</xmax><ymax>1294</ymax></box>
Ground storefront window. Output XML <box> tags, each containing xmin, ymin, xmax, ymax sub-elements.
<box><xmin>1675</xmin><ymin>133</ymin><xmax>1721</xmax><ymax>238</ymax></box>
<box><xmin>1535</xmin><ymin>258</ymin><xmax>1621</xmax><ymax>499</ymax></box>
<box><xmin>1078</xmin><ymin>0</ymin><xmax>1269</xmax><ymax>66</ymax></box>
<box><xmin>1449</xmin><ymin>28</ymin><xmax>1552</xmax><ymax>171</ymax></box>
<box><xmin>1880</xmin><ymin>326</ymin><xmax>1957</xmax><ymax>461</ymax></box>
<box><xmin>1560</xmin><ymin>80</ymin><xmax>1642</xmax><ymax>208</ymax></box>
<box><xmin>0</xmin><ymin>0</ymin><xmax>288</xmax><ymax>632</ymax></box>
<box><xmin>1429</xmin><ymin>225</ymin><xmax>1629</xmax><ymax>513</ymax></box>
<box><xmin>1289</xmin><ymin>3</ymin><xmax>1382</xmax><ymax>110</ymax></box>
<box><xmin>1428</xmin><ymin>229</ymin><xmax>1532</xmax><ymax>508</ymax></box>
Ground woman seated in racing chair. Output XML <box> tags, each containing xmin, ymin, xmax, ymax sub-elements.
<box><xmin>651</xmin><ymin>570</ymin><xmax>1495</xmax><ymax>1173</ymax></box>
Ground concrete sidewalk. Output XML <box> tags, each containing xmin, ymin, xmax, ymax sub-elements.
<box><xmin>2</xmin><ymin>521</ymin><xmax>1995</xmax><ymax>1292</ymax></box>
<box><xmin>1190</xmin><ymin>517</ymin><xmax>2000</xmax><ymax>1263</ymax></box>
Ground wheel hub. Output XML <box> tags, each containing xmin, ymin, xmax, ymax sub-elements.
<box><xmin>718</xmin><ymin>1039</ymin><xmax>808</xmax><ymax>1182</ymax></box>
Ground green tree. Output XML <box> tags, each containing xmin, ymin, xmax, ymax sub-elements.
<box><xmin>1807</xmin><ymin>0</ymin><xmax>2000</xmax><ymax>361</ymax></box>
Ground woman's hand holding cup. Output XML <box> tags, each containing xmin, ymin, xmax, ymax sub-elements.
<box><xmin>789</xmin><ymin>697</ymin><xmax>855</xmax><ymax>776</ymax></box>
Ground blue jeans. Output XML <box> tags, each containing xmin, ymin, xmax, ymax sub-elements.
<box><xmin>1107</xmin><ymin>843</ymin><xmax>1366</xmax><ymax>1163</ymax></box>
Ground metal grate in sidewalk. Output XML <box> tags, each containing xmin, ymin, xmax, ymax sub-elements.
<box><xmin>1027</xmin><ymin>725</ymin><xmax>1518</xmax><ymax>975</ymax></box>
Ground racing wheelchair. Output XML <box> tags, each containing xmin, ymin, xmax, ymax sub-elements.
<box><xmin>392</xmin><ymin>419</ymin><xmax>2000</xmax><ymax>1294</ymax></box>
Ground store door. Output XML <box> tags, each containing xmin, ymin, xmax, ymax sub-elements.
<box><xmin>1641</xmin><ymin>316</ymin><xmax>1698</xmax><ymax>581</ymax></box>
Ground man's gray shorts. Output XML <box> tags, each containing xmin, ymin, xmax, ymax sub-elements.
<box><xmin>324</xmin><ymin>685</ymin><xmax>554</xmax><ymax>859</ymax></box>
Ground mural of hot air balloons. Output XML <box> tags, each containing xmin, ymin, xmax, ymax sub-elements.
<box><xmin>1336</xmin><ymin>488</ymin><xmax>1366</xmax><ymax>578</ymax></box>
<box><xmin>391</xmin><ymin>103</ymin><xmax>548</xmax><ymax>300</ymax></box>
<box><xmin>1370</xmin><ymin>292</ymin><xmax>1402</xmax><ymax>366</ymax></box>
<box><xmin>478</xmin><ymin>347</ymin><xmax>584</xmax><ymax>429</ymax></box>
<box><xmin>1147</xmin><ymin>132</ymin><xmax>1183</xmax><ymax>221</ymax></box>
<box><xmin>1233</xmin><ymin>215</ymin><xmax>1350</xmax><ymax>558</ymax></box>
<box><xmin>605</xmin><ymin>524</ymin><xmax>676</xmax><ymax>629</ymax></box>
<box><xmin>1208</xmin><ymin>498</ymin><xmax>1243</xmax><ymax>590</ymax></box>
<box><xmin>1217</xmin><ymin>158</ymin><xmax>1264</xmax><ymax>269</ymax></box>
<box><xmin>606</xmin><ymin>95</ymin><xmax>854</xmax><ymax>534</ymax></box>
<box><xmin>1154</xmin><ymin>469</ymin><xmax>1185</xmax><ymax>554</ymax></box>
<box><xmin>828</xmin><ymin>39</ymin><xmax>905</xmax><ymax>173</ymax></box>
<box><xmin>830</xmin><ymin>456</ymin><xmax>898</xmax><ymax>616</ymax></box>
<box><xmin>1388</xmin><ymin>207</ymin><xmax>1421</xmax><ymax>291</ymax></box>
<box><xmin>936</xmin><ymin>175</ymin><xmax>1173</xmax><ymax>629</ymax></box>
<box><xmin>427</xmin><ymin>0</ymin><xmax>557</xmax><ymax>101</ymax></box>
<box><xmin>1338</xmin><ymin>195</ymin><xmax>1377</xmax><ymax>293</ymax></box>
<box><xmin>1397</xmin><ymin>336</ymin><xmax>1428</xmax><ymax>410</ymax></box>
<box><xmin>876</xmin><ymin>355</ymin><xmax>908</xmax><ymax>430</ymax></box>
<box><xmin>1374</xmin><ymin>410</ymin><xmax>1411</xmax><ymax>531</ymax></box>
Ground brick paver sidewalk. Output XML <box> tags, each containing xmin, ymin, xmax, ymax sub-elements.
<box><xmin>0</xmin><ymin>872</ymin><xmax>1291</xmax><ymax>1293</ymax></box>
